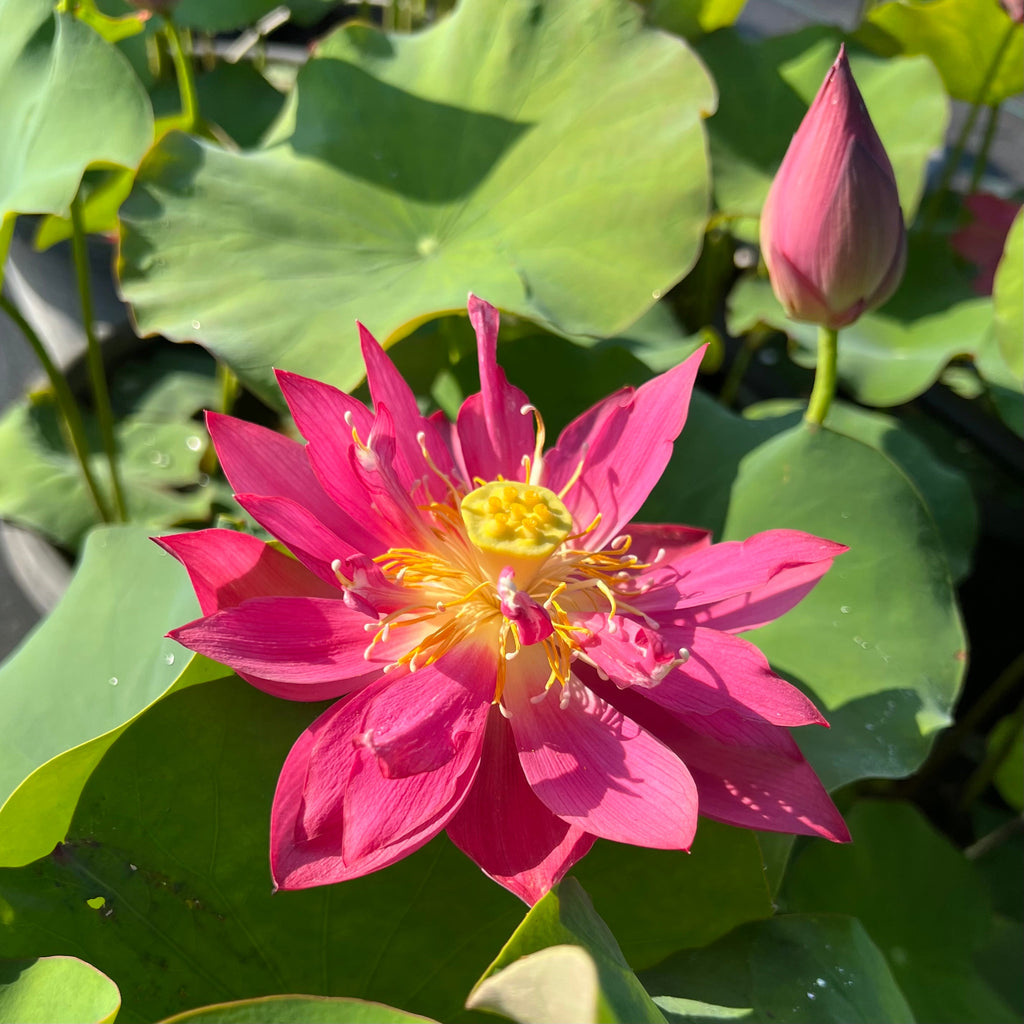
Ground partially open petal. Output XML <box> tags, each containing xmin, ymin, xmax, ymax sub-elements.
<box><xmin>505</xmin><ymin>651</ymin><xmax>697</xmax><ymax>849</ymax></box>
<box><xmin>271</xmin><ymin>642</ymin><xmax>494</xmax><ymax>889</ymax></box>
<box><xmin>586</xmin><ymin>673</ymin><xmax>848</xmax><ymax>842</ymax></box>
<box><xmin>447</xmin><ymin>705</ymin><xmax>595</xmax><ymax>905</ymax></box>
<box><xmin>625</xmin><ymin>523</ymin><xmax>712</xmax><ymax>565</ymax></box>
<box><xmin>455</xmin><ymin>296</ymin><xmax>536</xmax><ymax>483</ymax></box>
<box><xmin>637</xmin><ymin>529</ymin><xmax>847</xmax><ymax>620</ymax></box>
<box><xmin>155</xmin><ymin>529</ymin><xmax>337</xmax><ymax>615</ymax></box>
<box><xmin>550</xmin><ymin>347</ymin><xmax>705</xmax><ymax>548</ymax></box>
<box><xmin>169</xmin><ymin>595</ymin><xmax>399</xmax><ymax>684</ymax></box>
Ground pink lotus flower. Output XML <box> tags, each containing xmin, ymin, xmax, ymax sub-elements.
<box><xmin>760</xmin><ymin>45</ymin><xmax>906</xmax><ymax>329</ymax></box>
<box><xmin>159</xmin><ymin>296</ymin><xmax>849</xmax><ymax>905</ymax></box>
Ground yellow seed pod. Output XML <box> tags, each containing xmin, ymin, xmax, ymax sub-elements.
<box><xmin>461</xmin><ymin>481</ymin><xmax>573</xmax><ymax>561</ymax></box>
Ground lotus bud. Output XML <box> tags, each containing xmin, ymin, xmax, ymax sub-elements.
<box><xmin>760</xmin><ymin>45</ymin><xmax>907</xmax><ymax>329</ymax></box>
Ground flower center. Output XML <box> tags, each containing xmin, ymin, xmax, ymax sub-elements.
<box><xmin>460</xmin><ymin>481</ymin><xmax>573</xmax><ymax>563</ymax></box>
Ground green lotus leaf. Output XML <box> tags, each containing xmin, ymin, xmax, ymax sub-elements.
<box><xmin>0</xmin><ymin>677</ymin><xmax>774</xmax><ymax>1023</ymax></box>
<box><xmin>119</xmin><ymin>0</ymin><xmax>716</xmax><ymax>402</ymax></box>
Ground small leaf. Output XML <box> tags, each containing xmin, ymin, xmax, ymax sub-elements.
<box><xmin>992</xmin><ymin>208</ymin><xmax>1023</xmax><ymax>382</ymax></box>
<box><xmin>159</xmin><ymin>994</ymin><xmax>437</xmax><ymax>1023</ymax></box>
<box><xmin>470</xmin><ymin>880</ymin><xmax>667</xmax><ymax>1024</ymax></box>
<box><xmin>0</xmin><ymin>955</ymin><xmax>120</xmax><ymax>1024</ymax></box>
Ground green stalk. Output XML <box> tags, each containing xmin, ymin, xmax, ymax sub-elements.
<box><xmin>162</xmin><ymin>14</ymin><xmax>200</xmax><ymax>133</ymax></box>
<box><xmin>958</xmin><ymin>697</ymin><xmax>1024</xmax><ymax>812</ymax></box>
<box><xmin>804</xmin><ymin>325</ymin><xmax>838</xmax><ymax>428</ymax></box>
<box><xmin>922</xmin><ymin>19</ymin><xmax>1016</xmax><ymax>230</ymax></box>
<box><xmin>969</xmin><ymin>104</ymin><xmax>1001</xmax><ymax>193</ymax></box>
<box><xmin>70</xmin><ymin>195</ymin><xmax>127</xmax><ymax>521</ymax></box>
<box><xmin>0</xmin><ymin>293</ymin><xmax>112</xmax><ymax>523</ymax></box>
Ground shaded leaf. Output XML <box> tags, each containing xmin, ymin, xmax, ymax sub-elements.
<box><xmin>119</xmin><ymin>0</ymin><xmax>716</xmax><ymax>401</ymax></box>
<box><xmin>746</xmin><ymin>399</ymin><xmax>978</xmax><ymax>581</ymax></box>
<box><xmin>640</xmin><ymin>914</ymin><xmax>914</xmax><ymax>1024</ymax></box>
<box><xmin>783</xmin><ymin>801</ymin><xmax>1018</xmax><ymax>1024</ymax></box>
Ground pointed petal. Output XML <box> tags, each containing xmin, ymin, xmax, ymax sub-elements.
<box><xmin>552</xmin><ymin>348</ymin><xmax>705</xmax><ymax>547</ymax></box>
<box><xmin>585</xmin><ymin>672</ymin><xmax>848</xmax><ymax>842</ymax></box>
<box><xmin>169</xmin><ymin>595</ymin><xmax>400</xmax><ymax>684</ymax></box>
<box><xmin>359</xmin><ymin>322</ymin><xmax>456</xmax><ymax>497</ymax></box>
<box><xmin>505</xmin><ymin>653</ymin><xmax>697</xmax><ymax>849</ymax></box>
<box><xmin>234</xmin><ymin>493</ymin><xmax>366</xmax><ymax>588</ymax></box>
<box><xmin>456</xmin><ymin>296</ymin><xmax>536</xmax><ymax>482</ymax></box>
<box><xmin>691</xmin><ymin>558</ymin><xmax>840</xmax><ymax>634</ymax></box>
<box><xmin>642</xmin><ymin>625</ymin><xmax>826</xmax><ymax>727</ymax></box>
<box><xmin>447</xmin><ymin>706</ymin><xmax>595</xmax><ymax>905</ymax></box>
<box><xmin>271</xmin><ymin>643</ymin><xmax>495</xmax><ymax>889</ymax></box>
<box><xmin>155</xmin><ymin>529</ymin><xmax>337</xmax><ymax>616</ymax></box>
<box><xmin>207</xmin><ymin>412</ymin><xmax>363</xmax><ymax>542</ymax></box>
<box><xmin>638</xmin><ymin>529</ymin><xmax>847</xmax><ymax>620</ymax></box>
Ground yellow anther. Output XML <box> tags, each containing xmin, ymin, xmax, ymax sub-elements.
<box><xmin>461</xmin><ymin>480</ymin><xmax>573</xmax><ymax>562</ymax></box>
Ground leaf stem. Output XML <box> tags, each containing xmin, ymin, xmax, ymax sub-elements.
<box><xmin>70</xmin><ymin>195</ymin><xmax>127</xmax><ymax>521</ymax></box>
<box><xmin>921</xmin><ymin>18</ymin><xmax>1016</xmax><ymax>230</ymax></box>
<box><xmin>162</xmin><ymin>14</ymin><xmax>200</xmax><ymax>133</ymax></box>
<box><xmin>0</xmin><ymin>293</ymin><xmax>112</xmax><ymax>523</ymax></box>
<box><xmin>969</xmin><ymin>103</ymin><xmax>1001</xmax><ymax>193</ymax></box>
<box><xmin>804</xmin><ymin>325</ymin><xmax>838</xmax><ymax>428</ymax></box>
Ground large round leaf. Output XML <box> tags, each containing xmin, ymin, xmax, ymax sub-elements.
<box><xmin>0</xmin><ymin>0</ymin><xmax>151</xmax><ymax>258</ymax></box>
<box><xmin>695</xmin><ymin>28</ymin><xmax>946</xmax><ymax>232</ymax></box>
<box><xmin>856</xmin><ymin>0</ymin><xmax>1023</xmax><ymax>105</ymax></box>
<box><xmin>119</xmin><ymin>0</ymin><xmax>716</xmax><ymax>401</ymax></box>
<box><xmin>160</xmin><ymin>995</ymin><xmax>437</xmax><ymax>1023</ymax></box>
<box><xmin>644</xmin><ymin>396</ymin><xmax>966</xmax><ymax>790</ymax></box>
